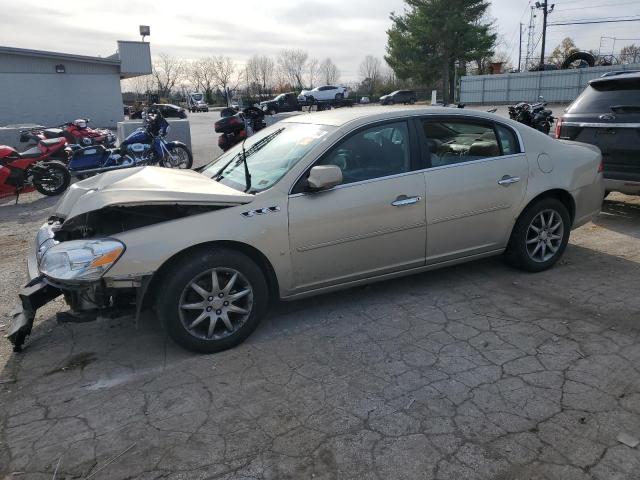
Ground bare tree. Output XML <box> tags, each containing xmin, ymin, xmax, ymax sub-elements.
<box><xmin>192</xmin><ymin>58</ymin><xmax>218</xmax><ymax>103</ymax></box>
<box><xmin>359</xmin><ymin>55</ymin><xmax>382</xmax><ymax>95</ymax></box>
<box><xmin>186</xmin><ymin>60</ymin><xmax>203</xmax><ymax>92</ymax></box>
<box><xmin>121</xmin><ymin>74</ymin><xmax>155</xmax><ymax>102</ymax></box>
<box><xmin>319</xmin><ymin>58</ymin><xmax>340</xmax><ymax>85</ymax></box>
<box><xmin>277</xmin><ymin>49</ymin><xmax>308</xmax><ymax>89</ymax></box>
<box><xmin>212</xmin><ymin>56</ymin><xmax>237</xmax><ymax>105</ymax></box>
<box><xmin>152</xmin><ymin>53</ymin><xmax>186</xmax><ymax>98</ymax></box>
<box><xmin>620</xmin><ymin>44</ymin><xmax>640</xmax><ymax>64</ymax></box>
<box><xmin>307</xmin><ymin>58</ymin><xmax>320</xmax><ymax>89</ymax></box>
<box><xmin>246</xmin><ymin>55</ymin><xmax>275</xmax><ymax>95</ymax></box>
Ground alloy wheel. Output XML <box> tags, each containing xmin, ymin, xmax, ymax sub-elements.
<box><xmin>166</xmin><ymin>148</ymin><xmax>190</xmax><ymax>168</ymax></box>
<box><xmin>525</xmin><ymin>209</ymin><xmax>564</xmax><ymax>263</ymax></box>
<box><xmin>178</xmin><ymin>268</ymin><xmax>254</xmax><ymax>340</ymax></box>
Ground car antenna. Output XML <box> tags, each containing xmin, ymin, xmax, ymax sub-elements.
<box><xmin>241</xmin><ymin>135</ymin><xmax>251</xmax><ymax>193</ymax></box>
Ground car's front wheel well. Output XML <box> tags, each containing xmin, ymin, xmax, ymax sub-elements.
<box><xmin>143</xmin><ymin>241</ymin><xmax>280</xmax><ymax>309</ymax></box>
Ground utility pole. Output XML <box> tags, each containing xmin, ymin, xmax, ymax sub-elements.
<box><xmin>537</xmin><ymin>1</ymin><xmax>555</xmax><ymax>68</ymax></box>
<box><xmin>518</xmin><ymin>23</ymin><xmax>524</xmax><ymax>72</ymax></box>
<box><xmin>526</xmin><ymin>6</ymin><xmax>537</xmax><ymax>71</ymax></box>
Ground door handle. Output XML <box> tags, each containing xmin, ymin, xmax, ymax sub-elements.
<box><xmin>498</xmin><ymin>175</ymin><xmax>521</xmax><ymax>186</ymax></box>
<box><xmin>392</xmin><ymin>195</ymin><xmax>422</xmax><ymax>207</ymax></box>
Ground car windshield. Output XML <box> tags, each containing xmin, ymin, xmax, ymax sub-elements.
<box><xmin>274</xmin><ymin>94</ymin><xmax>285</xmax><ymax>101</ymax></box>
<box><xmin>202</xmin><ymin>122</ymin><xmax>335</xmax><ymax>193</ymax></box>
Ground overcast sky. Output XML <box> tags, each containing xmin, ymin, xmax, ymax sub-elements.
<box><xmin>2</xmin><ymin>0</ymin><xmax>640</xmax><ymax>80</ymax></box>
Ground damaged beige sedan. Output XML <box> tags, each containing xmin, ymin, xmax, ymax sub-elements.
<box><xmin>8</xmin><ymin>107</ymin><xmax>604</xmax><ymax>353</ymax></box>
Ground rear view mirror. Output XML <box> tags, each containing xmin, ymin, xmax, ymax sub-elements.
<box><xmin>307</xmin><ymin>165</ymin><xmax>343</xmax><ymax>191</ymax></box>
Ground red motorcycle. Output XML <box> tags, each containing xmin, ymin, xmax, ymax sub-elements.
<box><xmin>0</xmin><ymin>138</ymin><xmax>71</xmax><ymax>201</ymax></box>
<box><xmin>20</xmin><ymin>118</ymin><xmax>116</xmax><ymax>149</ymax></box>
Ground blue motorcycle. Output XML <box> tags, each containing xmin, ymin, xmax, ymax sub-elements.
<box><xmin>68</xmin><ymin>109</ymin><xmax>193</xmax><ymax>178</ymax></box>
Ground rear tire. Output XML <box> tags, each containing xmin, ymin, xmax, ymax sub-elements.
<box><xmin>504</xmin><ymin>197</ymin><xmax>571</xmax><ymax>272</ymax></box>
<box><xmin>34</xmin><ymin>161</ymin><xmax>71</xmax><ymax>196</ymax></box>
<box><xmin>157</xmin><ymin>248</ymin><xmax>269</xmax><ymax>353</ymax></box>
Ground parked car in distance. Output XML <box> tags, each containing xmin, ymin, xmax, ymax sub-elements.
<box><xmin>360</xmin><ymin>96</ymin><xmax>370</xmax><ymax>104</ymax></box>
<box><xmin>298</xmin><ymin>85</ymin><xmax>348</xmax><ymax>103</ymax></box>
<box><xmin>131</xmin><ymin>104</ymin><xmax>187</xmax><ymax>120</ymax></box>
<box><xmin>9</xmin><ymin>107</ymin><xmax>604</xmax><ymax>354</ymax></box>
<box><xmin>380</xmin><ymin>90</ymin><xmax>417</xmax><ymax>105</ymax></box>
<box><xmin>556</xmin><ymin>72</ymin><xmax>640</xmax><ymax>196</ymax></box>
<box><xmin>187</xmin><ymin>92</ymin><xmax>209</xmax><ymax>112</ymax></box>
<box><xmin>260</xmin><ymin>93</ymin><xmax>301</xmax><ymax>114</ymax></box>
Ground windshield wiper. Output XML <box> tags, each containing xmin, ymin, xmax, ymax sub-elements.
<box><xmin>240</xmin><ymin>136</ymin><xmax>251</xmax><ymax>193</ymax></box>
<box><xmin>211</xmin><ymin>127</ymin><xmax>285</xmax><ymax>184</ymax></box>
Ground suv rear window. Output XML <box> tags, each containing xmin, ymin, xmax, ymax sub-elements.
<box><xmin>568</xmin><ymin>77</ymin><xmax>640</xmax><ymax>114</ymax></box>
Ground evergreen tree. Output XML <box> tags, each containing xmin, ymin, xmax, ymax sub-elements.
<box><xmin>385</xmin><ymin>0</ymin><xmax>496</xmax><ymax>103</ymax></box>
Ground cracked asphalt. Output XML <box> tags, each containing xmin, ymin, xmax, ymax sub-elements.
<box><xmin>1</xmin><ymin>191</ymin><xmax>640</xmax><ymax>480</ymax></box>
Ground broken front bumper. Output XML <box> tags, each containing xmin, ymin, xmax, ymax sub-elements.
<box><xmin>7</xmin><ymin>277</ymin><xmax>61</xmax><ymax>352</ymax></box>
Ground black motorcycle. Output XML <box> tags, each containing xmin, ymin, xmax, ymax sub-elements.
<box><xmin>215</xmin><ymin>107</ymin><xmax>266</xmax><ymax>152</ymax></box>
<box><xmin>508</xmin><ymin>98</ymin><xmax>554</xmax><ymax>135</ymax></box>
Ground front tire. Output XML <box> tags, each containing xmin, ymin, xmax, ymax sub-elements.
<box><xmin>157</xmin><ymin>248</ymin><xmax>269</xmax><ymax>353</ymax></box>
<box><xmin>505</xmin><ymin>197</ymin><xmax>571</xmax><ymax>272</ymax></box>
<box><xmin>34</xmin><ymin>161</ymin><xmax>71</xmax><ymax>196</ymax></box>
<box><xmin>162</xmin><ymin>144</ymin><xmax>193</xmax><ymax>169</ymax></box>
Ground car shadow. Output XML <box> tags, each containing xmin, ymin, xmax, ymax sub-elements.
<box><xmin>593</xmin><ymin>197</ymin><xmax>640</xmax><ymax>239</ymax></box>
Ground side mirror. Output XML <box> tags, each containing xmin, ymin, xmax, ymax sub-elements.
<box><xmin>307</xmin><ymin>165</ymin><xmax>343</xmax><ymax>191</ymax></box>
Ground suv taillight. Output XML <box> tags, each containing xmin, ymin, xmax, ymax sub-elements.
<box><xmin>598</xmin><ymin>160</ymin><xmax>604</xmax><ymax>173</ymax></box>
<box><xmin>555</xmin><ymin>117</ymin><xmax>563</xmax><ymax>139</ymax></box>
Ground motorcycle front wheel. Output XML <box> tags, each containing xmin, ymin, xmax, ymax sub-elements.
<box><xmin>162</xmin><ymin>145</ymin><xmax>193</xmax><ymax>169</ymax></box>
<box><xmin>34</xmin><ymin>161</ymin><xmax>71</xmax><ymax>196</ymax></box>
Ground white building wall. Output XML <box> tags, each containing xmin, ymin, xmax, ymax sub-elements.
<box><xmin>0</xmin><ymin>52</ymin><xmax>125</xmax><ymax>128</ymax></box>
<box><xmin>0</xmin><ymin>73</ymin><xmax>123</xmax><ymax>128</ymax></box>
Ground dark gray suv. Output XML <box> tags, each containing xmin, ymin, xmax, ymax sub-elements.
<box><xmin>557</xmin><ymin>72</ymin><xmax>640</xmax><ymax>196</ymax></box>
<box><xmin>380</xmin><ymin>90</ymin><xmax>417</xmax><ymax>105</ymax></box>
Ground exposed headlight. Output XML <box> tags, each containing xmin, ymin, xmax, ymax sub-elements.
<box><xmin>40</xmin><ymin>239</ymin><xmax>125</xmax><ymax>281</ymax></box>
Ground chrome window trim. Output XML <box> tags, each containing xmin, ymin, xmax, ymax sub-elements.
<box><xmin>288</xmin><ymin>153</ymin><xmax>526</xmax><ymax>198</ymax></box>
<box><xmin>287</xmin><ymin>112</ymin><xmax>525</xmax><ymax>196</ymax></box>
<box><xmin>562</xmin><ymin>121</ymin><xmax>640</xmax><ymax>129</ymax></box>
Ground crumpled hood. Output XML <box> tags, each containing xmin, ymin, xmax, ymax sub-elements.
<box><xmin>55</xmin><ymin>166</ymin><xmax>254</xmax><ymax>219</ymax></box>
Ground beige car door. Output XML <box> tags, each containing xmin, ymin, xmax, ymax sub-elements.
<box><xmin>419</xmin><ymin>118</ymin><xmax>528</xmax><ymax>264</ymax></box>
<box><xmin>288</xmin><ymin>121</ymin><xmax>427</xmax><ymax>292</ymax></box>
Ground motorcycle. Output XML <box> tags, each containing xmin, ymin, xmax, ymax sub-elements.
<box><xmin>20</xmin><ymin>119</ymin><xmax>116</xmax><ymax>149</ymax></box>
<box><xmin>508</xmin><ymin>98</ymin><xmax>554</xmax><ymax>135</ymax></box>
<box><xmin>68</xmin><ymin>109</ymin><xmax>193</xmax><ymax>178</ymax></box>
<box><xmin>0</xmin><ymin>138</ymin><xmax>71</xmax><ymax>202</ymax></box>
<box><xmin>215</xmin><ymin>106</ymin><xmax>266</xmax><ymax>152</ymax></box>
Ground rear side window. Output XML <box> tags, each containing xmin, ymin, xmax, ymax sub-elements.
<box><xmin>422</xmin><ymin>120</ymin><xmax>501</xmax><ymax>167</ymax></box>
<box><xmin>569</xmin><ymin>78</ymin><xmax>640</xmax><ymax>114</ymax></box>
<box><xmin>496</xmin><ymin>125</ymin><xmax>520</xmax><ymax>155</ymax></box>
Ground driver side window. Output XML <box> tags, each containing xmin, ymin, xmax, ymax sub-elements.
<box><xmin>317</xmin><ymin>121</ymin><xmax>411</xmax><ymax>185</ymax></box>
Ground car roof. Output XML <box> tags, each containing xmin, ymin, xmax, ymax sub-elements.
<box><xmin>280</xmin><ymin>106</ymin><xmax>508</xmax><ymax>127</ymax></box>
<box><xmin>590</xmin><ymin>71</ymin><xmax>640</xmax><ymax>85</ymax></box>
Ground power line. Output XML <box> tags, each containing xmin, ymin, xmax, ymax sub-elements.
<box><xmin>554</xmin><ymin>1</ymin><xmax>640</xmax><ymax>12</ymax></box>
<box><xmin>549</xmin><ymin>17</ymin><xmax>640</xmax><ymax>26</ymax></box>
